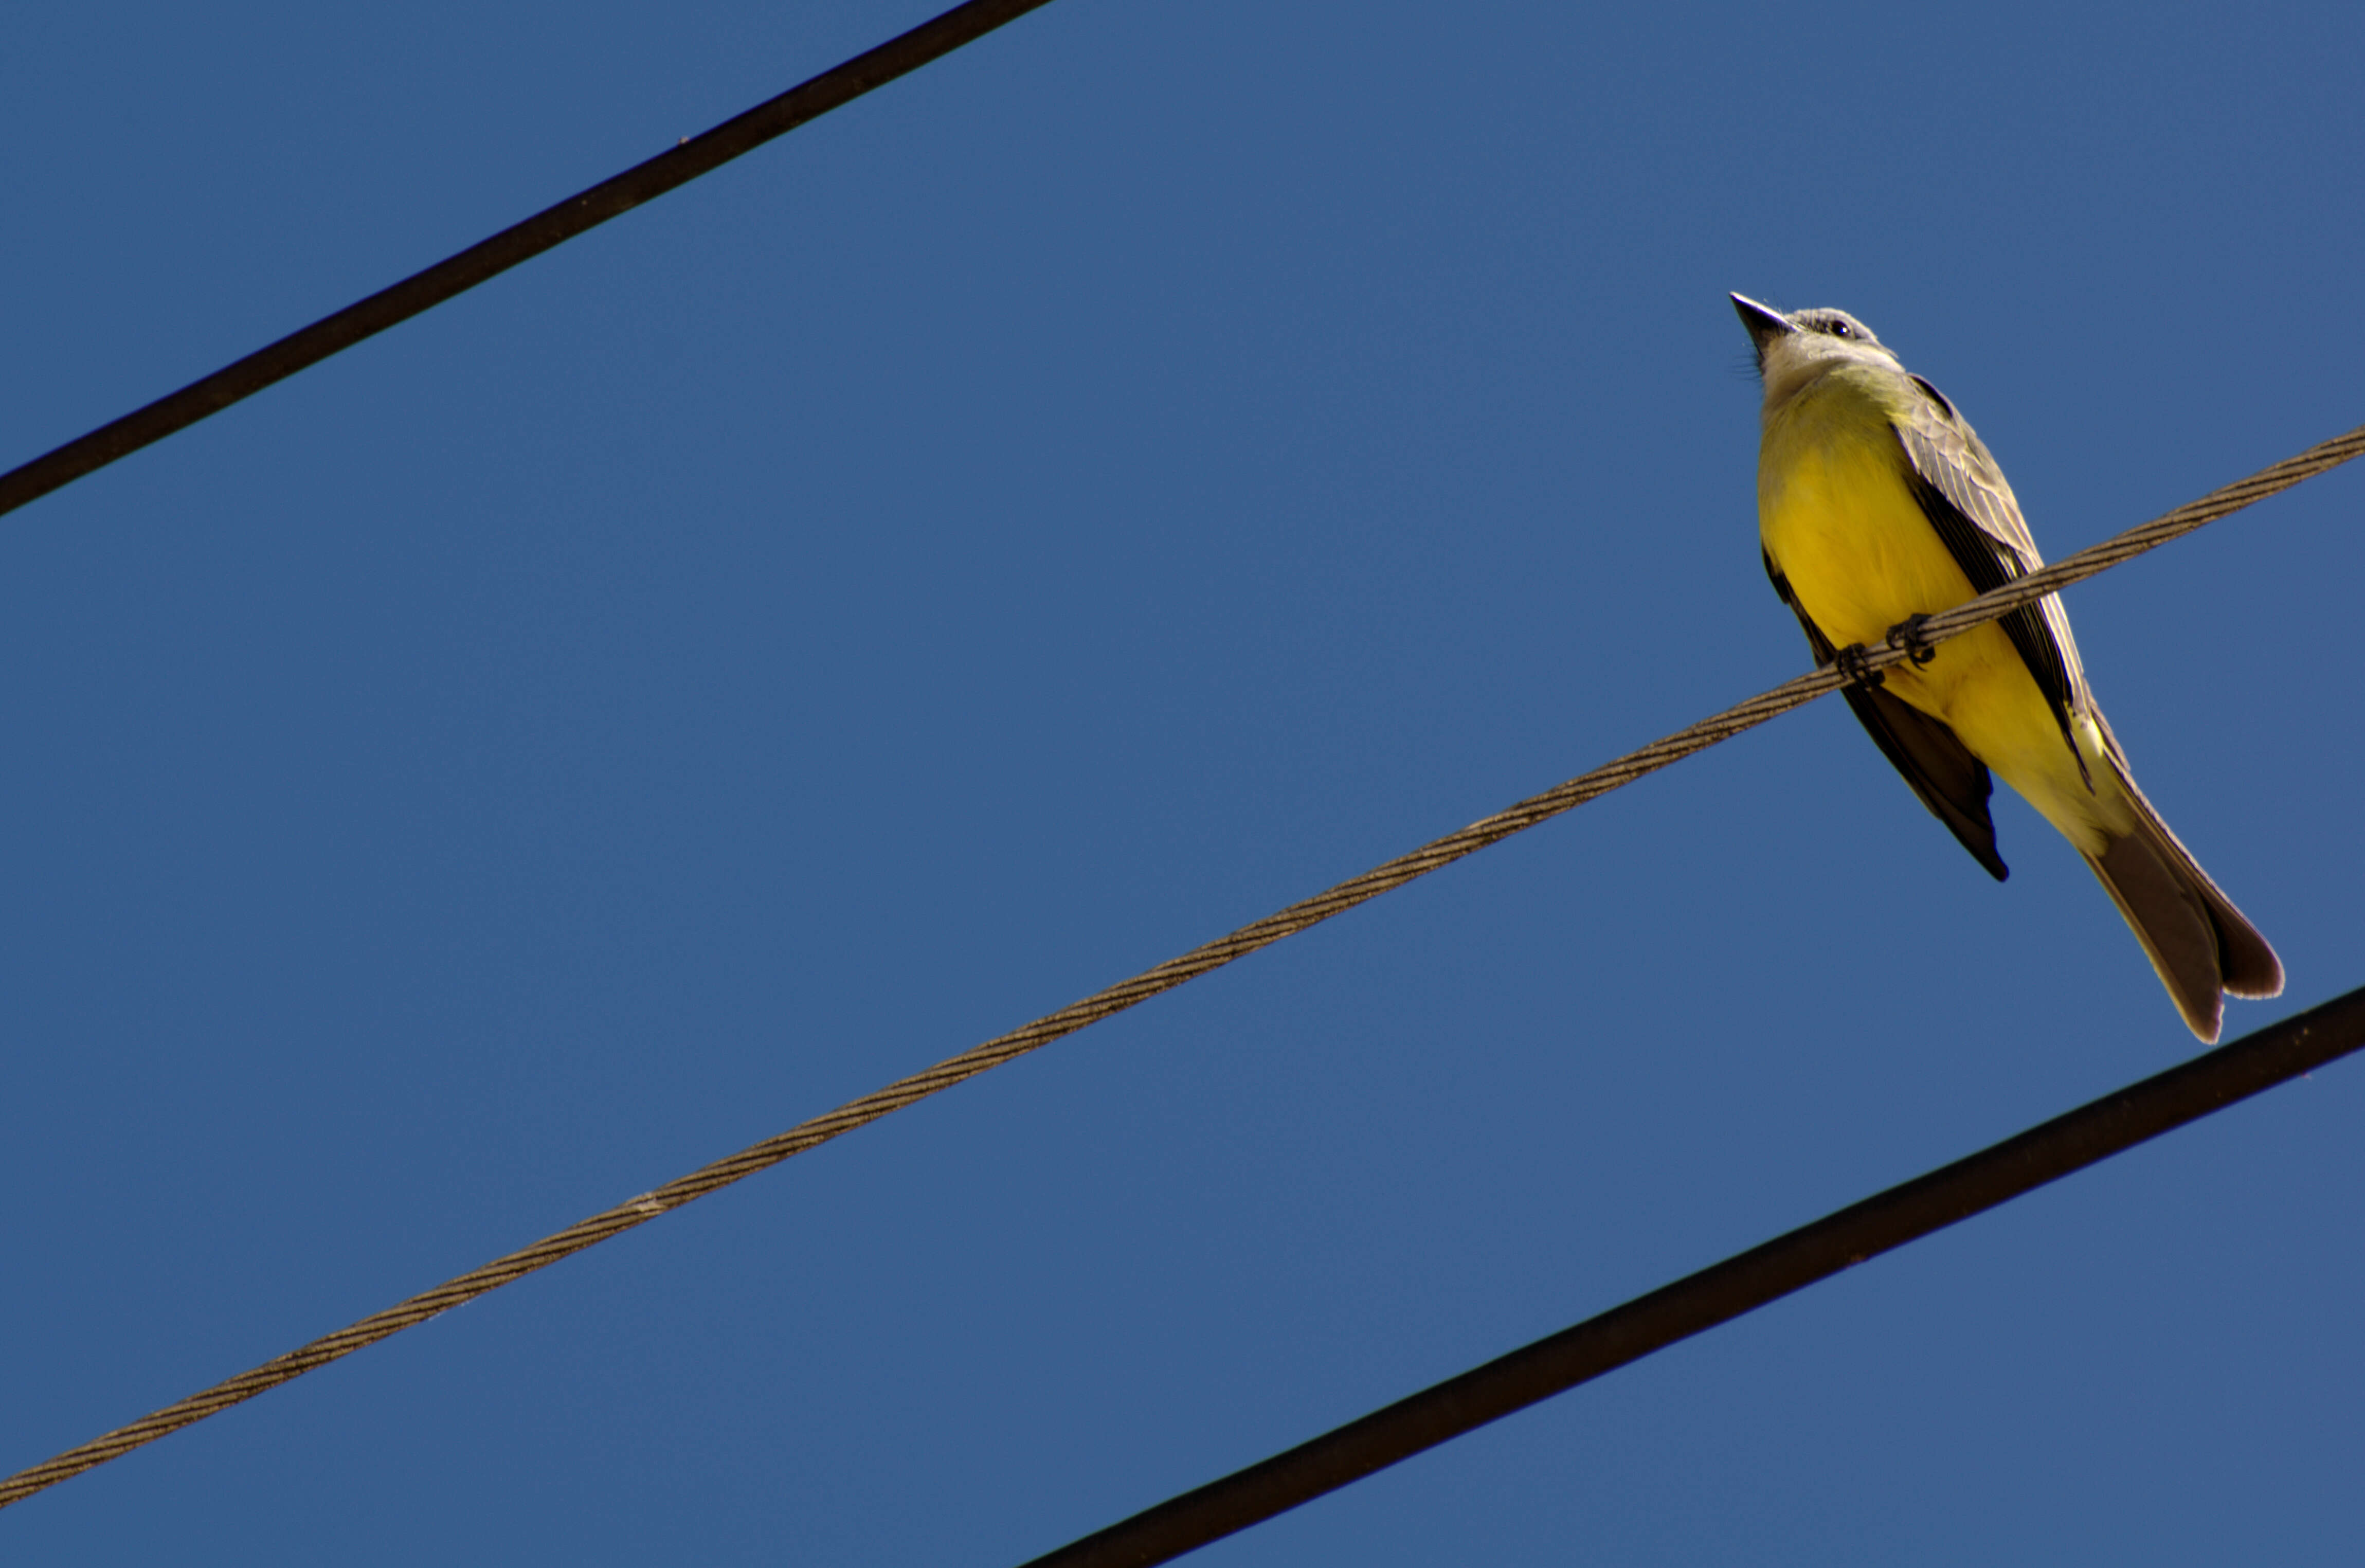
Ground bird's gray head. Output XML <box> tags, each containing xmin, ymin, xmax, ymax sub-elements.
<box><xmin>1730</xmin><ymin>294</ymin><xmax>1898</xmax><ymax>406</ymax></box>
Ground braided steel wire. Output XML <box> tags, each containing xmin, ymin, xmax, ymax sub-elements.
<box><xmin>3</xmin><ymin>421</ymin><xmax>2353</xmax><ymax>1508</ymax></box>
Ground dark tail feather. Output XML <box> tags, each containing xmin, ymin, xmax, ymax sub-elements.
<box><xmin>2082</xmin><ymin>763</ymin><xmax>2283</xmax><ymax>1043</ymax></box>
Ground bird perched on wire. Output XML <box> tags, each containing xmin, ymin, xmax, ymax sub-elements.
<box><xmin>1732</xmin><ymin>293</ymin><xmax>2280</xmax><ymax>1041</ymax></box>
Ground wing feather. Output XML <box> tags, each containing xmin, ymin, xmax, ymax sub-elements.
<box><xmin>1893</xmin><ymin>378</ymin><xmax>2092</xmax><ymax>778</ymax></box>
<box><xmin>1765</xmin><ymin>549</ymin><xmax>2007</xmax><ymax>880</ymax></box>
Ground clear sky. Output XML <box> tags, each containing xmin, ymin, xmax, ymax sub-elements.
<box><xmin>3</xmin><ymin>2</ymin><xmax>2360</xmax><ymax>1562</ymax></box>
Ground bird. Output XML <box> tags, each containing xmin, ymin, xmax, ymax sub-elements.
<box><xmin>1732</xmin><ymin>292</ymin><xmax>2280</xmax><ymax>1041</ymax></box>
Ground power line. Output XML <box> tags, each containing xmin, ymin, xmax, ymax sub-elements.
<box><xmin>1</xmin><ymin>423</ymin><xmax>2351</xmax><ymax>1509</ymax></box>
<box><xmin>0</xmin><ymin>0</ymin><xmax>1060</xmax><ymax>522</ymax></box>
<box><xmin>1015</xmin><ymin>982</ymin><xmax>2365</xmax><ymax>1568</ymax></box>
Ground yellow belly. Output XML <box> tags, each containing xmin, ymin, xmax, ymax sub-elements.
<box><xmin>1759</xmin><ymin>398</ymin><xmax>2127</xmax><ymax>854</ymax></box>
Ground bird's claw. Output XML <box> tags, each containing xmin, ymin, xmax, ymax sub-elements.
<box><xmin>1832</xmin><ymin>642</ymin><xmax>1883</xmax><ymax>690</ymax></box>
<box><xmin>1885</xmin><ymin>614</ymin><xmax>1938</xmax><ymax>668</ymax></box>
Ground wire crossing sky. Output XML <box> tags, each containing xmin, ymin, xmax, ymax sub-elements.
<box><xmin>0</xmin><ymin>0</ymin><xmax>1058</xmax><ymax>521</ymax></box>
<box><xmin>4</xmin><ymin>4</ymin><xmax>2359</xmax><ymax>1562</ymax></box>
<box><xmin>1020</xmin><ymin>984</ymin><xmax>2365</xmax><ymax>1567</ymax></box>
<box><xmin>3</xmin><ymin>423</ymin><xmax>2354</xmax><ymax>1509</ymax></box>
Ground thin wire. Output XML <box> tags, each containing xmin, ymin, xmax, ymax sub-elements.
<box><xmin>1015</xmin><ymin>983</ymin><xmax>2365</xmax><ymax>1568</ymax></box>
<box><xmin>1908</xmin><ymin>427</ymin><xmax>2365</xmax><ymax>649</ymax></box>
<box><xmin>0</xmin><ymin>0</ymin><xmax>1061</xmax><ymax>522</ymax></box>
<box><xmin>1</xmin><ymin>423</ymin><xmax>2352</xmax><ymax>1509</ymax></box>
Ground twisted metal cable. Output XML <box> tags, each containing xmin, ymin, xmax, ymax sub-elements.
<box><xmin>1</xmin><ymin>421</ymin><xmax>2356</xmax><ymax>1508</ymax></box>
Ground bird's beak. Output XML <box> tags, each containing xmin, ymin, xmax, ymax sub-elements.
<box><xmin>1730</xmin><ymin>293</ymin><xmax>1795</xmax><ymax>368</ymax></box>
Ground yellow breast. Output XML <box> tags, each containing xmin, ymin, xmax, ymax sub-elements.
<box><xmin>1756</xmin><ymin>371</ymin><xmax>2123</xmax><ymax>850</ymax></box>
<box><xmin>1758</xmin><ymin>379</ymin><xmax>1973</xmax><ymax>649</ymax></box>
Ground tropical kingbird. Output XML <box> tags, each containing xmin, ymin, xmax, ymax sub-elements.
<box><xmin>1732</xmin><ymin>293</ymin><xmax>2281</xmax><ymax>1041</ymax></box>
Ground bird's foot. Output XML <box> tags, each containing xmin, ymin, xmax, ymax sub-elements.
<box><xmin>1832</xmin><ymin>642</ymin><xmax>1883</xmax><ymax>690</ymax></box>
<box><xmin>1884</xmin><ymin>613</ymin><xmax>1938</xmax><ymax>668</ymax></box>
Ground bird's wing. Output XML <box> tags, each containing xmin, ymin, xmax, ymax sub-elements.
<box><xmin>1764</xmin><ymin>549</ymin><xmax>2007</xmax><ymax>880</ymax></box>
<box><xmin>1892</xmin><ymin>376</ymin><xmax>2093</xmax><ymax>769</ymax></box>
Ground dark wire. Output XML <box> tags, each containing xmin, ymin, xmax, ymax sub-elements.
<box><xmin>1015</xmin><ymin>984</ymin><xmax>2365</xmax><ymax>1568</ymax></box>
<box><xmin>1</xmin><ymin>424</ymin><xmax>2353</xmax><ymax>1510</ymax></box>
<box><xmin>0</xmin><ymin>0</ymin><xmax>2349</xmax><ymax>1527</ymax></box>
<box><xmin>0</xmin><ymin>0</ymin><xmax>1061</xmax><ymax>521</ymax></box>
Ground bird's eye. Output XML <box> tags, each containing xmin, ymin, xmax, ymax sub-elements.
<box><xmin>1828</xmin><ymin>320</ymin><xmax>1853</xmax><ymax>338</ymax></box>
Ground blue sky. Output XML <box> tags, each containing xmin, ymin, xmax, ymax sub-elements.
<box><xmin>3</xmin><ymin>2</ymin><xmax>2360</xmax><ymax>1562</ymax></box>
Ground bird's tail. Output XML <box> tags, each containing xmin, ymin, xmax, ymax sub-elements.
<box><xmin>2081</xmin><ymin>749</ymin><xmax>2283</xmax><ymax>1043</ymax></box>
